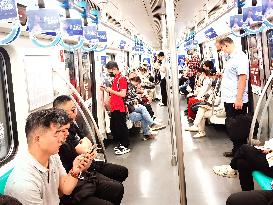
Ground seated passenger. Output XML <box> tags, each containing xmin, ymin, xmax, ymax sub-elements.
<box><xmin>0</xmin><ymin>195</ymin><xmax>22</xmax><ymax>205</ymax></box>
<box><xmin>213</xmin><ymin>142</ymin><xmax>273</xmax><ymax>191</ymax></box>
<box><xmin>127</xmin><ymin>76</ymin><xmax>166</xmax><ymax>140</ymax></box>
<box><xmin>226</xmin><ymin>190</ymin><xmax>273</xmax><ymax>205</ymax></box>
<box><xmin>187</xmin><ymin>60</ymin><xmax>215</xmax><ymax>121</ymax></box>
<box><xmin>53</xmin><ymin>95</ymin><xmax>127</xmax><ymax>205</ymax></box>
<box><xmin>5</xmin><ymin>108</ymin><xmax>93</xmax><ymax>205</ymax></box>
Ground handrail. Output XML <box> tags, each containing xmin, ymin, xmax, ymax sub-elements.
<box><xmin>249</xmin><ymin>72</ymin><xmax>273</xmax><ymax>145</ymax></box>
<box><xmin>53</xmin><ymin>69</ymin><xmax>107</xmax><ymax>161</ymax></box>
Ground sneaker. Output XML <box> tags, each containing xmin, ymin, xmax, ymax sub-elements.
<box><xmin>213</xmin><ymin>165</ymin><xmax>237</xmax><ymax>178</ymax></box>
<box><xmin>185</xmin><ymin>125</ymin><xmax>198</xmax><ymax>132</ymax></box>
<box><xmin>115</xmin><ymin>146</ymin><xmax>131</xmax><ymax>155</ymax></box>
<box><xmin>193</xmin><ymin>131</ymin><xmax>206</xmax><ymax>138</ymax></box>
<box><xmin>142</xmin><ymin>134</ymin><xmax>156</xmax><ymax>141</ymax></box>
<box><xmin>114</xmin><ymin>144</ymin><xmax>121</xmax><ymax>151</ymax></box>
<box><xmin>153</xmin><ymin>117</ymin><xmax>163</xmax><ymax>124</ymax></box>
<box><xmin>150</xmin><ymin>123</ymin><xmax>166</xmax><ymax>131</ymax></box>
<box><xmin>150</xmin><ymin>130</ymin><xmax>158</xmax><ymax>135</ymax></box>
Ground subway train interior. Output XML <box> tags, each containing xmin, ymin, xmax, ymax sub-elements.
<box><xmin>1</xmin><ymin>0</ymin><xmax>273</xmax><ymax>205</ymax></box>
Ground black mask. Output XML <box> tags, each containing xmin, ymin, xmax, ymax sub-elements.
<box><xmin>109</xmin><ymin>72</ymin><xmax>115</xmax><ymax>77</ymax></box>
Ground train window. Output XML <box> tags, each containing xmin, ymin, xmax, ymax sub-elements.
<box><xmin>0</xmin><ymin>48</ymin><xmax>18</xmax><ymax>166</ymax></box>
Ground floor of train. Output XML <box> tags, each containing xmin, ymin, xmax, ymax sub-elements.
<box><xmin>105</xmin><ymin>98</ymin><xmax>245</xmax><ymax>205</ymax></box>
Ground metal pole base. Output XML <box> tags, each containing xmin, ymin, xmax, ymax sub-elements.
<box><xmin>171</xmin><ymin>155</ymin><xmax>177</xmax><ymax>166</ymax></box>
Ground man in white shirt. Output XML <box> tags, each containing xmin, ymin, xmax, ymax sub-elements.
<box><xmin>5</xmin><ymin>108</ymin><xmax>94</xmax><ymax>205</ymax></box>
<box><xmin>157</xmin><ymin>52</ymin><xmax>168</xmax><ymax>106</ymax></box>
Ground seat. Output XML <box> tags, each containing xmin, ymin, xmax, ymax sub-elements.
<box><xmin>0</xmin><ymin>169</ymin><xmax>13</xmax><ymax>194</ymax></box>
<box><xmin>252</xmin><ymin>171</ymin><xmax>273</xmax><ymax>190</ymax></box>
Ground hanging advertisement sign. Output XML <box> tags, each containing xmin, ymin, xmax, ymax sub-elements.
<box><xmin>101</xmin><ymin>56</ymin><xmax>107</xmax><ymax>65</ymax></box>
<box><xmin>62</xmin><ymin>19</ymin><xmax>83</xmax><ymax>36</ymax></box>
<box><xmin>119</xmin><ymin>40</ymin><xmax>126</xmax><ymax>49</ymax></box>
<box><xmin>84</xmin><ymin>26</ymin><xmax>97</xmax><ymax>40</ymax></box>
<box><xmin>27</xmin><ymin>9</ymin><xmax>60</xmax><ymax>33</ymax></box>
<box><xmin>90</xmin><ymin>9</ymin><xmax>100</xmax><ymax>24</ymax></box>
<box><xmin>178</xmin><ymin>55</ymin><xmax>185</xmax><ymax>66</ymax></box>
<box><xmin>0</xmin><ymin>0</ymin><xmax>17</xmax><ymax>21</ymax></box>
<box><xmin>262</xmin><ymin>0</ymin><xmax>273</xmax><ymax>19</ymax></box>
<box><xmin>97</xmin><ymin>31</ymin><xmax>107</xmax><ymax>42</ymax></box>
<box><xmin>230</xmin><ymin>15</ymin><xmax>243</xmax><ymax>30</ymax></box>
<box><xmin>204</xmin><ymin>27</ymin><xmax>218</xmax><ymax>39</ymax></box>
<box><xmin>243</xmin><ymin>6</ymin><xmax>263</xmax><ymax>26</ymax></box>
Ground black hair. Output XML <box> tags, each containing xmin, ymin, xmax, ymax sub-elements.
<box><xmin>203</xmin><ymin>60</ymin><xmax>214</xmax><ymax>70</ymax></box>
<box><xmin>53</xmin><ymin>95</ymin><xmax>72</xmax><ymax>108</ymax></box>
<box><xmin>25</xmin><ymin>108</ymin><xmax>71</xmax><ymax>140</ymax></box>
<box><xmin>106</xmin><ymin>61</ymin><xmax>119</xmax><ymax>70</ymax></box>
<box><xmin>130</xmin><ymin>76</ymin><xmax>141</xmax><ymax>83</ymax></box>
<box><xmin>219</xmin><ymin>37</ymin><xmax>234</xmax><ymax>45</ymax></box>
<box><xmin>0</xmin><ymin>195</ymin><xmax>22</xmax><ymax>205</ymax></box>
<box><xmin>158</xmin><ymin>52</ymin><xmax>164</xmax><ymax>57</ymax></box>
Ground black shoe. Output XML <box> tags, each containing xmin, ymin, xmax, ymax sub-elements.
<box><xmin>223</xmin><ymin>151</ymin><xmax>234</xmax><ymax>158</ymax></box>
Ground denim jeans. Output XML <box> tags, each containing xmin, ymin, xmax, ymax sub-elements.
<box><xmin>129</xmin><ymin>104</ymin><xmax>153</xmax><ymax>135</ymax></box>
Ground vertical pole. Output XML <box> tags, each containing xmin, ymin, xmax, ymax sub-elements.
<box><xmin>161</xmin><ymin>12</ymin><xmax>177</xmax><ymax>166</ymax></box>
<box><xmin>165</xmin><ymin>0</ymin><xmax>187</xmax><ymax>205</ymax></box>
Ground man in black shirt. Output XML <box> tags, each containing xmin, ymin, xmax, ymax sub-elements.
<box><xmin>54</xmin><ymin>95</ymin><xmax>128</xmax><ymax>205</ymax></box>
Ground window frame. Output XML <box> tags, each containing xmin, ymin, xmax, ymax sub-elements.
<box><xmin>0</xmin><ymin>47</ymin><xmax>18</xmax><ymax>167</ymax></box>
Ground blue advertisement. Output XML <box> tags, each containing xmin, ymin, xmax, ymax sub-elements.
<box><xmin>119</xmin><ymin>40</ymin><xmax>126</xmax><ymax>49</ymax></box>
<box><xmin>262</xmin><ymin>0</ymin><xmax>273</xmax><ymax>19</ymax></box>
<box><xmin>177</xmin><ymin>55</ymin><xmax>185</xmax><ymax>66</ymax></box>
<box><xmin>97</xmin><ymin>31</ymin><xmax>107</xmax><ymax>42</ymax></box>
<box><xmin>84</xmin><ymin>26</ymin><xmax>97</xmax><ymax>40</ymax></box>
<box><xmin>230</xmin><ymin>15</ymin><xmax>243</xmax><ymax>29</ymax></box>
<box><xmin>0</xmin><ymin>0</ymin><xmax>17</xmax><ymax>20</ymax></box>
<box><xmin>27</xmin><ymin>9</ymin><xmax>60</xmax><ymax>33</ymax></box>
<box><xmin>243</xmin><ymin>6</ymin><xmax>263</xmax><ymax>26</ymax></box>
<box><xmin>142</xmin><ymin>58</ymin><xmax>151</xmax><ymax>70</ymax></box>
<box><xmin>204</xmin><ymin>27</ymin><xmax>218</xmax><ymax>39</ymax></box>
<box><xmin>62</xmin><ymin>19</ymin><xmax>83</xmax><ymax>36</ymax></box>
<box><xmin>90</xmin><ymin>9</ymin><xmax>100</xmax><ymax>24</ymax></box>
<box><xmin>101</xmin><ymin>56</ymin><xmax>107</xmax><ymax>65</ymax></box>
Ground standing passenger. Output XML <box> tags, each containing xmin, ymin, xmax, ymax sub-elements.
<box><xmin>157</xmin><ymin>52</ymin><xmax>168</xmax><ymax>106</ymax></box>
<box><xmin>102</xmin><ymin>61</ymin><xmax>130</xmax><ymax>155</ymax></box>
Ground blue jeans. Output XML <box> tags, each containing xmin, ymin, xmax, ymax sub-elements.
<box><xmin>129</xmin><ymin>104</ymin><xmax>153</xmax><ymax>135</ymax></box>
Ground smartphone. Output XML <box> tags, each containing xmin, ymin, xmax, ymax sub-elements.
<box><xmin>87</xmin><ymin>144</ymin><xmax>98</xmax><ymax>154</ymax></box>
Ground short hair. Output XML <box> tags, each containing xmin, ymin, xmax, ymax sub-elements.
<box><xmin>203</xmin><ymin>60</ymin><xmax>214</xmax><ymax>70</ymax></box>
<box><xmin>219</xmin><ymin>37</ymin><xmax>234</xmax><ymax>45</ymax></box>
<box><xmin>0</xmin><ymin>195</ymin><xmax>22</xmax><ymax>205</ymax></box>
<box><xmin>158</xmin><ymin>52</ymin><xmax>164</xmax><ymax>57</ymax></box>
<box><xmin>106</xmin><ymin>61</ymin><xmax>119</xmax><ymax>70</ymax></box>
<box><xmin>130</xmin><ymin>76</ymin><xmax>141</xmax><ymax>83</ymax></box>
<box><xmin>25</xmin><ymin>108</ymin><xmax>71</xmax><ymax>140</ymax></box>
<box><xmin>53</xmin><ymin>95</ymin><xmax>72</xmax><ymax>108</ymax></box>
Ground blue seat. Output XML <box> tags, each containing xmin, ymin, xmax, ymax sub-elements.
<box><xmin>252</xmin><ymin>171</ymin><xmax>273</xmax><ymax>190</ymax></box>
<box><xmin>0</xmin><ymin>169</ymin><xmax>13</xmax><ymax>194</ymax></box>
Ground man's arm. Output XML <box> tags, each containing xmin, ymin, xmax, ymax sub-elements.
<box><xmin>234</xmin><ymin>74</ymin><xmax>247</xmax><ymax>109</ymax></box>
<box><xmin>105</xmin><ymin>88</ymin><xmax>127</xmax><ymax>98</ymax></box>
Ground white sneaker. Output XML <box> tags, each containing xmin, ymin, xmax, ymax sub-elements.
<box><xmin>193</xmin><ymin>131</ymin><xmax>206</xmax><ymax>138</ymax></box>
<box><xmin>213</xmin><ymin>165</ymin><xmax>237</xmax><ymax>178</ymax></box>
<box><xmin>153</xmin><ymin>117</ymin><xmax>163</xmax><ymax>124</ymax></box>
<box><xmin>114</xmin><ymin>144</ymin><xmax>121</xmax><ymax>151</ymax></box>
<box><xmin>150</xmin><ymin>124</ymin><xmax>166</xmax><ymax>131</ymax></box>
<box><xmin>185</xmin><ymin>126</ymin><xmax>198</xmax><ymax>132</ymax></box>
<box><xmin>115</xmin><ymin>146</ymin><xmax>131</xmax><ymax>155</ymax></box>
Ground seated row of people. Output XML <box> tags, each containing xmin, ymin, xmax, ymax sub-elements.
<box><xmin>5</xmin><ymin>95</ymin><xmax>129</xmax><ymax>205</ymax></box>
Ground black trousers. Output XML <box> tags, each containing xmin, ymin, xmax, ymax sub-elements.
<box><xmin>188</xmin><ymin>76</ymin><xmax>195</xmax><ymax>91</ymax></box>
<box><xmin>160</xmin><ymin>77</ymin><xmax>167</xmax><ymax>106</ymax></box>
<box><xmin>110</xmin><ymin>111</ymin><xmax>129</xmax><ymax>147</ymax></box>
<box><xmin>224</xmin><ymin>102</ymin><xmax>248</xmax><ymax>154</ymax></box>
<box><xmin>90</xmin><ymin>161</ymin><xmax>128</xmax><ymax>183</ymax></box>
<box><xmin>226</xmin><ymin>190</ymin><xmax>273</xmax><ymax>205</ymax></box>
<box><xmin>230</xmin><ymin>144</ymin><xmax>273</xmax><ymax>191</ymax></box>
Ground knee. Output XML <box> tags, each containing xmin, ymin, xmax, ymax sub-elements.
<box><xmin>112</xmin><ymin>182</ymin><xmax>124</xmax><ymax>198</ymax></box>
<box><xmin>119</xmin><ymin>166</ymin><xmax>128</xmax><ymax>182</ymax></box>
<box><xmin>226</xmin><ymin>194</ymin><xmax>236</xmax><ymax>205</ymax></box>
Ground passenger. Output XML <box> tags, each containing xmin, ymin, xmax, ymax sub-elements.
<box><xmin>0</xmin><ymin>195</ymin><xmax>22</xmax><ymax>205</ymax></box>
<box><xmin>186</xmin><ymin>49</ymin><xmax>201</xmax><ymax>91</ymax></box>
<box><xmin>5</xmin><ymin>108</ymin><xmax>93</xmax><ymax>205</ymax></box>
<box><xmin>186</xmin><ymin>60</ymin><xmax>214</xmax><ymax>121</ymax></box>
<box><xmin>101</xmin><ymin>61</ymin><xmax>130</xmax><ymax>155</ymax></box>
<box><xmin>226</xmin><ymin>190</ymin><xmax>273</xmax><ymax>205</ymax></box>
<box><xmin>53</xmin><ymin>95</ymin><xmax>127</xmax><ymax>205</ymax></box>
<box><xmin>215</xmin><ymin>37</ymin><xmax>249</xmax><ymax>158</ymax></box>
<box><xmin>157</xmin><ymin>52</ymin><xmax>168</xmax><ymax>106</ymax></box>
<box><xmin>127</xmin><ymin>76</ymin><xmax>166</xmax><ymax>141</ymax></box>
